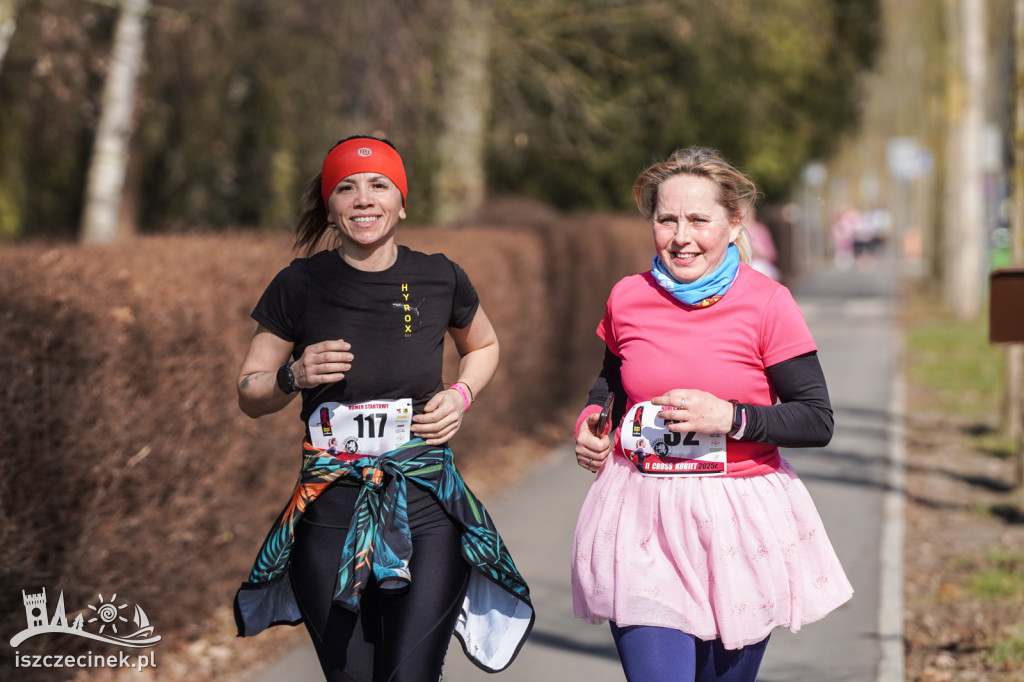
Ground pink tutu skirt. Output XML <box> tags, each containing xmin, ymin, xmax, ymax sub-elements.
<box><xmin>572</xmin><ymin>453</ymin><xmax>853</xmax><ymax>650</ymax></box>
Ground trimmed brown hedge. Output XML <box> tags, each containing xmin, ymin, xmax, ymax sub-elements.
<box><xmin>0</xmin><ymin>207</ymin><xmax>650</xmax><ymax>678</ymax></box>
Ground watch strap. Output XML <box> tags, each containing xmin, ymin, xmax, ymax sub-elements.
<box><xmin>728</xmin><ymin>399</ymin><xmax>744</xmax><ymax>437</ymax></box>
<box><xmin>276</xmin><ymin>361</ymin><xmax>298</xmax><ymax>394</ymax></box>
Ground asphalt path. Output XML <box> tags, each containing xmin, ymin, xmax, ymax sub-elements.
<box><xmin>252</xmin><ymin>259</ymin><xmax>904</xmax><ymax>681</ymax></box>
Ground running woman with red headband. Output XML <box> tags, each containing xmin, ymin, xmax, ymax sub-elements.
<box><xmin>232</xmin><ymin>136</ymin><xmax>533</xmax><ymax>681</ymax></box>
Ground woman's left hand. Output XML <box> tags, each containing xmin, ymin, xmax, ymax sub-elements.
<box><xmin>651</xmin><ymin>389</ymin><xmax>734</xmax><ymax>435</ymax></box>
<box><xmin>411</xmin><ymin>389</ymin><xmax>466</xmax><ymax>445</ymax></box>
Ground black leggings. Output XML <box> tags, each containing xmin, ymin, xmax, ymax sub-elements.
<box><xmin>289</xmin><ymin>482</ymin><xmax>471</xmax><ymax>682</ymax></box>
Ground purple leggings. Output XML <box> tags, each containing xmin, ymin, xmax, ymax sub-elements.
<box><xmin>610</xmin><ymin>622</ymin><xmax>769</xmax><ymax>682</ymax></box>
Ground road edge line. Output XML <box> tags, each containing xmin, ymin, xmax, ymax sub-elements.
<box><xmin>877</xmin><ymin>342</ymin><xmax>906</xmax><ymax>681</ymax></box>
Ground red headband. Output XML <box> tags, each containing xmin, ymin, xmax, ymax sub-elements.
<box><xmin>320</xmin><ymin>138</ymin><xmax>408</xmax><ymax>207</ymax></box>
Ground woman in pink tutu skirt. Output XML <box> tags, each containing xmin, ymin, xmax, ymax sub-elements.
<box><xmin>572</xmin><ymin>147</ymin><xmax>852</xmax><ymax>681</ymax></box>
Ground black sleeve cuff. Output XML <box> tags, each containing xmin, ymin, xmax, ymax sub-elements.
<box><xmin>741</xmin><ymin>352</ymin><xmax>834</xmax><ymax>447</ymax></box>
<box><xmin>585</xmin><ymin>347</ymin><xmax>629</xmax><ymax>428</ymax></box>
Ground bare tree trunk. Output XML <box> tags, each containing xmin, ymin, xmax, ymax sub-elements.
<box><xmin>0</xmin><ymin>0</ymin><xmax>17</xmax><ymax>77</ymax></box>
<box><xmin>1009</xmin><ymin>0</ymin><xmax>1024</xmax><ymax>486</ymax></box>
<box><xmin>944</xmin><ymin>0</ymin><xmax>987</xmax><ymax>319</ymax></box>
<box><xmin>432</xmin><ymin>0</ymin><xmax>491</xmax><ymax>225</ymax></box>
<box><xmin>81</xmin><ymin>0</ymin><xmax>149</xmax><ymax>244</ymax></box>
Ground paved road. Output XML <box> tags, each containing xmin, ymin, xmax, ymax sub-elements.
<box><xmin>756</xmin><ymin>261</ymin><xmax>904</xmax><ymax>682</ymax></box>
<box><xmin>253</xmin><ymin>260</ymin><xmax>904</xmax><ymax>681</ymax></box>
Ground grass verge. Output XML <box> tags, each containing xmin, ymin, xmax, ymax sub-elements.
<box><xmin>903</xmin><ymin>290</ymin><xmax>1024</xmax><ymax>679</ymax></box>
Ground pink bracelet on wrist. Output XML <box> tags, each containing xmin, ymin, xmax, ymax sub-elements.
<box><xmin>450</xmin><ymin>382</ymin><xmax>472</xmax><ymax>412</ymax></box>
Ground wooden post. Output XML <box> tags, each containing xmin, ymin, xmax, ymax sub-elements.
<box><xmin>990</xmin><ymin>269</ymin><xmax>1024</xmax><ymax>487</ymax></box>
<box><xmin>1009</xmin><ymin>0</ymin><xmax>1024</xmax><ymax>484</ymax></box>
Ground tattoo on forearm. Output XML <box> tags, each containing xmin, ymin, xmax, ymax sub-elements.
<box><xmin>239</xmin><ymin>372</ymin><xmax>268</xmax><ymax>391</ymax></box>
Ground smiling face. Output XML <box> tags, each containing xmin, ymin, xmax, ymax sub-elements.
<box><xmin>652</xmin><ymin>174</ymin><xmax>741</xmax><ymax>283</ymax></box>
<box><xmin>326</xmin><ymin>172</ymin><xmax>406</xmax><ymax>257</ymax></box>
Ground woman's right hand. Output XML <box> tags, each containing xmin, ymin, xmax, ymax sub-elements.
<box><xmin>576</xmin><ymin>412</ymin><xmax>611</xmax><ymax>473</ymax></box>
<box><xmin>291</xmin><ymin>339</ymin><xmax>354</xmax><ymax>389</ymax></box>
<box><xmin>237</xmin><ymin>328</ymin><xmax>353</xmax><ymax>418</ymax></box>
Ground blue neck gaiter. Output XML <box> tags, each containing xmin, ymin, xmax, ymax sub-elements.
<box><xmin>650</xmin><ymin>243</ymin><xmax>740</xmax><ymax>307</ymax></box>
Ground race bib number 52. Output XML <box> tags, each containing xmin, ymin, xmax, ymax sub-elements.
<box><xmin>620</xmin><ymin>400</ymin><xmax>727</xmax><ymax>476</ymax></box>
<box><xmin>309</xmin><ymin>399</ymin><xmax>412</xmax><ymax>458</ymax></box>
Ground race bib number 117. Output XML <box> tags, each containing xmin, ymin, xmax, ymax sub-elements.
<box><xmin>309</xmin><ymin>399</ymin><xmax>412</xmax><ymax>458</ymax></box>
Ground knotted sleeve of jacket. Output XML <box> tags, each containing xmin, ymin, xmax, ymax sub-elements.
<box><xmin>233</xmin><ymin>439</ymin><xmax>535</xmax><ymax>673</ymax></box>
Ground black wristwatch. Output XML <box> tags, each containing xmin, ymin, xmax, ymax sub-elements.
<box><xmin>276</xmin><ymin>361</ymin><xmax>298</xmax><ymax>394</ymax></box>
<box><xmin>728</xmin><ymin>399</ymin><xmax>744</xmax><ymax>437</ymax></box>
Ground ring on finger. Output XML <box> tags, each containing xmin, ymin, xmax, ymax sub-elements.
<box><xmin>678</xmin><ymin>397</ymin><xmax>685</xmax><ymax>408</ymax></box>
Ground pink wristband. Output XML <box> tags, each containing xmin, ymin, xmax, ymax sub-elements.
<box><xmin>733</xmin><ymin>405</ymin><xmax>748</xmax><ymax>440</ymax></box>
<box><xmin>450</xmin><ymin>382</ymin><xmax>472</xmax><ymax>412</ymax></box>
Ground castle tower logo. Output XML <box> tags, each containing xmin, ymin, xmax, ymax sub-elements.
<box><xmin>10</xmin><ymin>588</ymin><xmax>161</xmax><ymax>649</ymax></box>
<box><xmin>23</xmin><ymin>588</ymin><xmax>46</xmax><ymax>629</ymax></box>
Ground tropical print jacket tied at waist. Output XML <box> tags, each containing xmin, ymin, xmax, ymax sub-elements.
<box><xmin>233</xmin><ymin>439</ymin><xmax>534</xmax><ymax>673</ymax></box>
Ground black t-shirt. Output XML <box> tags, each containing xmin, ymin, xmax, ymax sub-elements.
<box><xmin>252</xmin><ymin>246</ymin><xmax>479</xmax><ymax>429</ymax></box>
